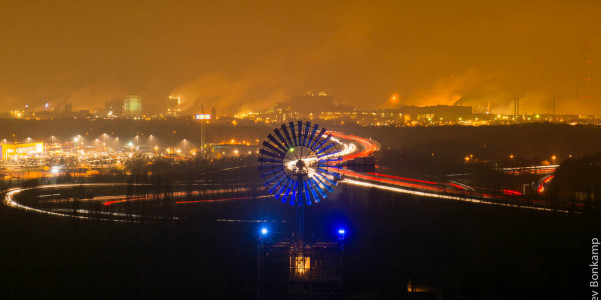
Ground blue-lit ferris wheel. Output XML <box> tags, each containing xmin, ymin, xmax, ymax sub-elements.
<box><xmin>258</xmin><ymin>121</ymin><xmax>343</xmax><ymax>206</ymax></box>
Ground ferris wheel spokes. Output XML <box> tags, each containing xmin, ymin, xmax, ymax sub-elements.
<box><xmin>258</xmin><ymin>121</ymin><xmax>343</xmax><ymax>206</ymax></box>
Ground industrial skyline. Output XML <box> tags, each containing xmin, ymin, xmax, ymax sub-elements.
<box><xmin>0</xmin><ymin>0</ymin><xmax>599</xmax><ymax>115</ymax></box>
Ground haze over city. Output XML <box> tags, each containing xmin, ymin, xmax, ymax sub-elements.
<box><xmin>1</xmin><ymin>0</ymin><xmax>599</xmax><ymax>115</ymax></box>
<box><xmin>1</xmin><ymin>1</ymin><xmax>601</xmax><ymax>299</ymax></box>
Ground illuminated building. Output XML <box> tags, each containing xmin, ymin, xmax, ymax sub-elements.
<box><xmin>0</xmin><ymin>142</ymin><xmax>44</xmax><ymax>161</ymax></box>
<box><xmin>400</xmin><ymin>105</ymin><xmax>472</xmax><ymax>122</ymax></box>
<box><xmin>123</xmin><ymin>95</ymin><xmax>142</xmax><ymax>118</ymax></box>
<box><xmin>258</xmin><ymin>240</ymin><xmax>343</xmax><ymax>298</ymax></box>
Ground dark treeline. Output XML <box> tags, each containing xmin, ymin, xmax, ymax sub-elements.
<box><xmin>338</xmin><ymin>122</ymin><xmax>601</xmax><ymax>164</ymax></box>
<box><xmin>549</xmin><ymin>152</ymin><xmax>601</xmax><ymax>204</ymax></box>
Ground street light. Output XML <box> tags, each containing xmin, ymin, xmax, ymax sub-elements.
<box><xmin>148</xmin><ymin>134</ymin><xmax>155</xmax><ymax>148</ymax></box>
<box><xmin>552</xmin><ymin>155</ymin><xmax>557</xmax><ymax>165</ymax></box>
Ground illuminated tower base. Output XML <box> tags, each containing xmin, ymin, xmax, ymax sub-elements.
<box><xmin>258</xmin><ymin>236</ymin><xmax>343</xmax><ymax>300</ymax></box>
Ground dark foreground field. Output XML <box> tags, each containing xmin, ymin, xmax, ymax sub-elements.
<box><xmin>1</xmin><ymin>183</ymin><xmax>598</xmax><ymax>299</ymax></box>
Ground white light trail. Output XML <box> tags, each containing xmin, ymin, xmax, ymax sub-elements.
<box><xmin>342</xmin><ymin>179</ymin><xmax>572</xmax><ymax>214</ymax></box>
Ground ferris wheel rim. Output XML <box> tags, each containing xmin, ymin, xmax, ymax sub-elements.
<box><xmin>258</xmin><ymin>121</ymin><xmax>343</xmax><ymax>206</ymax></box>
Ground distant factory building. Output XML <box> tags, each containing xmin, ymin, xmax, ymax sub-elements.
<box><xmin>123</xmin><ymin>95</ymin><xmax>142</xmax><ymax>118</ymax></box>
<box><xmin>105</xmin><ymin>99</ymin><xmax>124</xmax><ymax>117</ymax></box>
<box><xmin>77</xmin><ymin>110</ymin><xmax>92</xmax><ymax>118</ymax></box>
<box><xmin>63</xmin><ymin>103</ymin><xmax>72</xmax><ymax>113</ymax></box>
<box><xmin>166</xmin><ymin>96</ymin><xmax>181</xmax><ymax>117</ymax></box>
<box><xmin>291</xmin><ymin>91</ymin><xmax>337</xmax><ymax>116</ymax></box>
<box><xmin>400</xmin><ymin>105</ymin><xmax>472</xmax><ymax>122</ymax></box>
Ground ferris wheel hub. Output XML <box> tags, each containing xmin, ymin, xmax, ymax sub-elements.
<box><xmin>295</xmin><ymin>159</ymin><xmax>306</xmax><ymax>170</ymax></box>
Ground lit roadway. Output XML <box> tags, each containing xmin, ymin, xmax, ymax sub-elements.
<box><xmin>328</xmin><ymin>132</ymin><xmax>571</xmax><ymax>214</ymax></box>
<box><xmin>3</xmin><ymin>131</ymin><xmax>572</xmax><ymax>221</ymax></box>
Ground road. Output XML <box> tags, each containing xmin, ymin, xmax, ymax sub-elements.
<box><xmin>3</xmin><ymin>130</ymin><xmax>574</xmax><ymax>221</ymax></box>
<box><xmin>329</xmin><ymin>132</ymin><xmax>573</xmax><ymax>213</ymax></box>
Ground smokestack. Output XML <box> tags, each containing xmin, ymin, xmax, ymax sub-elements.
<box><xmin>514</xmin><ymin>97</ymin><xmax>516</xmax><ymax>116</ymax></box>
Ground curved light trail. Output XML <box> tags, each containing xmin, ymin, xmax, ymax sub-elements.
<box><xmin>3</xmin><ymin>183</ymin><xmax>278</xmax><ymax>222</ymax></box>
<box><xmin>3</xmin><ymin>129</ymin><xmax>574</xmax><ymax>221</ymax></box>
<box><xmin>330</xmin><ymin>133</ymin><xmax>574</xmax><ymax>213</ymax></box>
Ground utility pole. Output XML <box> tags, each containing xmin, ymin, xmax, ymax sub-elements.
<box><xmin>201</xmin><ymin>105</ymin><xmax>206</xmax><ymax>159</ymax></box>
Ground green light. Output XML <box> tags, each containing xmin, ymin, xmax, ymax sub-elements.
<box><xmin>289</xmin><ymin>148</ymin><xmax>294</xmax><ymax>152</ymax></box>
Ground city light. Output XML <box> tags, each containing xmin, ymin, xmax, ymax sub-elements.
<box><xmin>0</xmin><ymin>4</ymin><xmax>596</xmax><ymax>298</ymax></box>
<box><xmin>194</xmin><ymin>114</ymin><xmax>211</xmax><ymax>120</ymax></box>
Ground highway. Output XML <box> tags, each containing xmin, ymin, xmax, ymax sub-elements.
<box><xmin>3</xmin><ymin>130</ymin><xmax>574</xmax><ymax>221</ymax></box>
<box><xmin>329</xmin><ymin>132</ymin><xmax>573</xmax><ymax>213</ymax></box>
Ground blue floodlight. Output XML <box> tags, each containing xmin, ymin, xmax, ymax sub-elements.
<box><xmin>261</xmin><ymin>228</ymin><xmax>268</xmax><ymax>235</ymax></box>
<box><xmin>338</xmin><ymin>229</ymin><xmax>345</xmax><ymax>235</ymax></box>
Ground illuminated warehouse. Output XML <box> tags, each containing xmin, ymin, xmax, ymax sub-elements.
<box><xmin>0</xmin><ymin>142</ymin><xmax>44</xmax><ymax>161</ymax></box>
